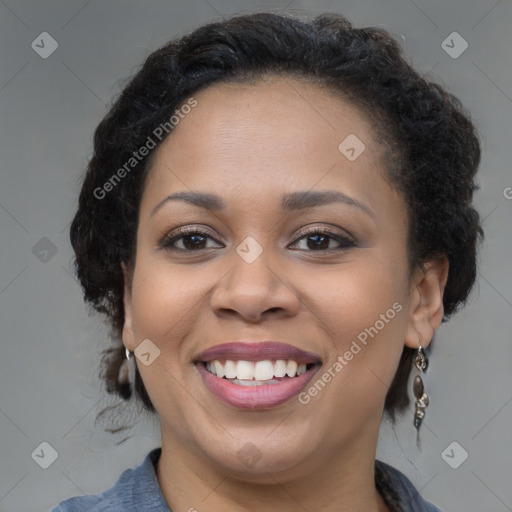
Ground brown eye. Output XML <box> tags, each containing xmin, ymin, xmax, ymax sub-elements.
<box><xmin>289</xmin><ymin>228</ymin><xmax>355</xmax><ymax>252</ymax></box>
<box><xmin>160</xmin><ymin>228</ymin><xmax>223</xmax><ymax>251</ymax></box>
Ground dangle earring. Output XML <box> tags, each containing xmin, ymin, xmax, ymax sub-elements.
<box><xmin>413</xmin><ymin>340</ymin><xmax>429</xmax><ymax>445</ymax></box>
<box><xmin>118</xmin><ymin>347</ymin><xmax>135</xmax><ymax>400</ymax></box>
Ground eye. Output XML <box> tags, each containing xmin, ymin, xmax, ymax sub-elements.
<box><xmin>288</xmin><ymin>227</ymin><xmax>356</xmax><ymax>252</ymax></box>
<box><xmin>159</xmin><ymin>225</ymin><xmax>356</xmax><ymax>253</ymax></box>
<box><xmin>159</xmin><ymin>227</ymin><xmax>223</xmax><ymax>252</ymax></box>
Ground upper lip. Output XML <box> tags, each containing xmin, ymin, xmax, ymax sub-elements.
<box><xmin>193</xmin><ymin>341</ymin><xmax>322</xmax><ymax>365</ymax></box>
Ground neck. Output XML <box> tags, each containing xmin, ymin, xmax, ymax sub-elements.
<box><xmin>156</xmin><ymin>422</ymin><xmax>390</xmax><ymax>512</ymax></box>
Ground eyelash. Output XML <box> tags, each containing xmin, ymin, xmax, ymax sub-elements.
<box><xmin>159</xmin><ymin>225</ymin><xmax>356</xmax><ymax>253</ymax></box>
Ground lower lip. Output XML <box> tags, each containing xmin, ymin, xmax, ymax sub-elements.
<box><xmin>196</xmin><ymin>362</ymin><xmax>321</xmax><ymax>409</ymax></box>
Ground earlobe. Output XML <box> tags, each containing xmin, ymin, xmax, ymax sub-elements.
<box><xmin>121</xmin><ymin>261</ymin><xmax>135</xmax><ymax>351</ymax></box>
<box><xmin>404</xmin><ymin>256</ymin><xmax>449</xmax><ymax>349</ymax></box>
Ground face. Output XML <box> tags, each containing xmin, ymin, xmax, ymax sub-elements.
<box><xmin>122</xmin><ymin>76</ymin><xmax>425</xmax><ymax>480</ymax></box>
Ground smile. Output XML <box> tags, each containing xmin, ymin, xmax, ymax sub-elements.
<box><xmin>196</xmin><ymin>361</ymin><xmax>321</xmax><ymax>408</ymax></box>
<box><xmin>205</xmin><ymin>359</ymin><xmax>314</xmax><ymax>382</ymax></box>
<box><xmin>194</xmin><ymin>341</ymin><xmax>322</xmax><ymax>409</ymax></box>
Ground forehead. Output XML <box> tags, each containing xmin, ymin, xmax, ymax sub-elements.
<box><xmin>140</xmin><ymin>77</ymin><xmax>395</xmax><ymax>217</ymax></box>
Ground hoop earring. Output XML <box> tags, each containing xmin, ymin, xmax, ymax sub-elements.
<box><xmin>413</xmin><ymin>341</ymin><xmax>429</xmax><ymax>443</ymax></box>
<box><xmin>118</xmin><ymin>347</ymin><xmax>134</xmax><ymax>399</ymax></box>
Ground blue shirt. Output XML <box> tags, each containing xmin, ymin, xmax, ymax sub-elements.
<box><xmin>50</xmin><ymin>448</ymin><xmax>442</xmax><ymax>511</ymax></box>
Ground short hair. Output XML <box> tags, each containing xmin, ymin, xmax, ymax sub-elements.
<box><xmin>70</xmin><ymin>11</ymin><xmax>483</xmax><ymax>429</ymax></box>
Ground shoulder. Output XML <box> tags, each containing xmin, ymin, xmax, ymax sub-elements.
<box><xmin>375</xmin><ymin>459</ymin><xmax>442</xmax><ymax>512</ymax></box>
<box><xmin>49</xmin><ymin>448</ymin><xmax>170</xmax><ymax>512</ymax></box>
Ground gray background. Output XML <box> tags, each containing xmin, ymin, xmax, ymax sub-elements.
<box><xmin>0</xmin><ymin>1</ymin><xmax>511</xmax><ymax>511</ymax></box>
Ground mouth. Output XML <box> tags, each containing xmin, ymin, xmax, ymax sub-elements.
<box><xmin>202</xmin><ymin>358</ymin><xmax>319</xmax><ymax>382</ymax></box>
<box><xmin>193</xmin><ymin>341</ymin><xmax>322</xmax><ymax>409</ymax></box>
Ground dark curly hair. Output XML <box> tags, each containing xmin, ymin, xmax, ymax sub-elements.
<box><xmin>69</xmin><ymin>11</ymin><xmax>483</xmax><ymax>433</ymax></box>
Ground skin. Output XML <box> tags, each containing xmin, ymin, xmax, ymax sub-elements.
<box><xmin>121</xmin><ymin>76</ymin><xmax>449</xmax><ymax>512</ymax></box>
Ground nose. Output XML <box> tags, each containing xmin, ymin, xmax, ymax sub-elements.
<box><xmin>210</xmin><ymin>248</ymin><xmax>301</xmax><ymax>323</ymax></box>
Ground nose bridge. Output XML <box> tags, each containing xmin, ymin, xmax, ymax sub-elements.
<box><xmin>210</xmin><ymin>237</ymin><xmax>299</xmax><ymax>320</ymax></box>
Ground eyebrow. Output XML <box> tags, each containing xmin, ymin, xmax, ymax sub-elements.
<box><xmin>150</xmin><ymin>190</ymin><xmax>375</xmax><ymax>219</ymax></box>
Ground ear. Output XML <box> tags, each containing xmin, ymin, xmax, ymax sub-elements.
<box><xmin>404</xmin><ymin>255</ymin><xmax>449</xmax><ymax>349</ymax></box>
<box><xmin>121</xmin><ymin>261</ymin><xmax>136</xmax><ymax>352</ymax></box>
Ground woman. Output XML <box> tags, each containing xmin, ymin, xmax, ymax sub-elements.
<box><xmin>52</xmin><ymin>11</ymin><xmax>482</xmax><ymax>512</ymax></box>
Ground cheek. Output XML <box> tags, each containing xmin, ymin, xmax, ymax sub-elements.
<box><xmin>306</xmin><ymin>252</ymin><xmax>407</xmax><ymax>337</ymax></box>
<box><xmin>127</xmin><ymin>261</ymin><xmax>203</xmax><ymax>427</ymax></box>
<box><xmin>302</xmin><ymin>255</ymin><xmax>407</xmax><ymax>405</ymax></box>
<box><xmin>130</xmin><ymin>259</ymin><xmax>203</xmax><ymax>336</ymax></box>
<box><xmin>127</xmin><ymin>260</ymin><xmax>211</xmax><ymax>406</ymax></box>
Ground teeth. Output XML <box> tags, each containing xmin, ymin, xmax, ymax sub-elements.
<box><xmin>229</xmin><ymin>378</ymin><xmax>281</xmax><ymax>386</ymax></box>
<box><xmin>235</xmin><ymin>360</ymin><xmax>254</xmax><ymax>380</ymax></box>
<box><xmin>254</xmin><ymin>361</ymin><xmax>274</xmax><ymax>380</ymax></box>
<box><xmin>286</xmin><ymin>360</ymin><xmax>298</xmax><ymax>377</ymax></box>
<box><xmin>224</xmin><ymin>360</ymin><xmax>237</xmax><ymax>379</ymax></box>
<box><xmin>274</xmin><ymin>360</ymin><xmax>287</xmax><ymax>377</ymax></box>
<box><xmin>213</xmin><ymin>360</ymin><xmax>224</xmax><ymax>378</ymax></box>
<box><xmin>205</xmin><ymin>359</ymin><xmax>310</xmax><ymax>380</ymax></box>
